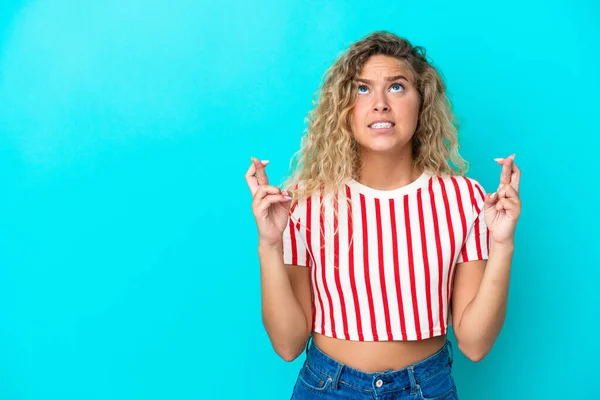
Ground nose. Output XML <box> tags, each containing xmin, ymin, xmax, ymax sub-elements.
<box><xmin>373</xmin><ymin>92</ymin><xmax>390</xmax><ymax>112</ymax></box>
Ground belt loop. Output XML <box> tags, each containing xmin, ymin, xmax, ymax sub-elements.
<box><xmin>331</xmin><ymin>362</ymin><xmax>344</xmax><ymax>390</ymax></box>
<box><xmin>447</xmin><ymin>339</ymin><xmax>454</xmax><ymax>366</ymax></box>
<box><xmin>407</xmin><ymin>366</ymin><xmax>418</xmax><ymax>395</ymax></box>
<box><xmin>305</xmin><ymin>334</ymin><xmax>312</xmax><ymax>357</ymax></box>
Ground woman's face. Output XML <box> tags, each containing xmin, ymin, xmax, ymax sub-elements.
<box><xmin>350</xmin><ymin>55</ymin><xmax>421</xmax><ymax>155</ymax></box>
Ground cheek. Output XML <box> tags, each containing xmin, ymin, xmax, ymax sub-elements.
<box><xmin>351</xmin><ymin>102</ymin><xmax>367</xmax><ymax>126</ymax></box>
<box><xmin>395</xmin><ymin>96</ymin><xmax>420</xmax><ymax>121</ymax></box>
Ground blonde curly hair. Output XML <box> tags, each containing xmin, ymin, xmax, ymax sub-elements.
<box><xmin>281</xmin><ymin>30</ymin><xmax>469</xmax><ymax>200</ymax></box>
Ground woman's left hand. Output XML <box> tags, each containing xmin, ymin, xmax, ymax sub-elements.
<box><xmin>483</xmin><ymin>154</ymin><xmax>522</xmax><ymax>246</ymax></box>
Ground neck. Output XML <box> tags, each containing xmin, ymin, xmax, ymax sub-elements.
<box><xmin>357</xmin><ymin>145</ymin><xmax>421</xmax><ymax>190</ymax></box>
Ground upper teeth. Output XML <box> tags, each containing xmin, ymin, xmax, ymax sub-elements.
<box><xmin>371</xmin><ymin>122</ymin><xmax>393</xmax><ymax>128</ymax></box>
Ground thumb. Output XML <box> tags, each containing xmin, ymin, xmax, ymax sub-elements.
<box><xmin>484</xmin><ymin>192</ymin><xmax>498</xmax><ymax>210</ymax></box>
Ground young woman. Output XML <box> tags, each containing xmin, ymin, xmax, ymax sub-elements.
<box><xmin>245</xmin><ymin>31</ymin><xmax>521</xmax><ymax>400</ymax></box>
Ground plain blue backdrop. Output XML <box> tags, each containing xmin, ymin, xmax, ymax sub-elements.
<box><xmin>0</xmin><ymin>0</ymin><xmax>598</xmax><ymax>399</ymax></box>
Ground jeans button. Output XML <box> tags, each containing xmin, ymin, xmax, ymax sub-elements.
<box><xmin>375</xmin><ymin>379</ymin><xmax>383</xmax><ymax>388</ymax></box>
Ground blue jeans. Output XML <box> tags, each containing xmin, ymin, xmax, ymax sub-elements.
<box><xmin>291</xmin><ymin>337</ymin><xmax>458</xmax><ymax>399</ymax></box>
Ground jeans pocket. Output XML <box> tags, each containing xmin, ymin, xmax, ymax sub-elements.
<box><xmin>297</xmin><ymin>362</ymin><xmax>333</xmax><ymax>393</ymax></box>
<box><xmin>417</xmin><ymin>367</ymin><xmax>457</xmax><ymax>400</ymax></box>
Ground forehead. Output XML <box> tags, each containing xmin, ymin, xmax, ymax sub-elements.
<box><xmin>357</xmin><ymin>55</ymin><xmax>414</xmax><ymax>81</ymax></box>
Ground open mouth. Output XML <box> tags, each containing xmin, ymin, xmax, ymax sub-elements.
<box><xmin>368</xmin><ymin>122</ymin><xmax>395</xmax><ymax>129</ymax></box>
<box><xmin>368</xmin><ymin>122</ymin><xmax>395</xmax><ymax>133</ymax></box>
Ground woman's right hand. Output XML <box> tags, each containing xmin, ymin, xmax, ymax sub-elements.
<box><xmin>245</xmin><ymin>157</ymin><xmax>293</xmax><ymax>248</ymax></box>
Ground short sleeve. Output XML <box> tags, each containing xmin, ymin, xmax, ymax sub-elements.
<box><xmin>281</xmin><ymin>201</ymin><xmax>312</xmax><ymax>267</ymax></box>
<box><xmin>457</xmin><ymin>180</ymin><xmax>490</xmax><ymax>263</ymax></box>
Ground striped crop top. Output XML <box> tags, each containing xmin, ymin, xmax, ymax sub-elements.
<box><xmin>281</xmin><ymin>171</ymin><xmax>490</xmax><ymax>342</ymax></box>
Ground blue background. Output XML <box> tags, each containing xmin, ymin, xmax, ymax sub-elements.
<box><xmin>0</xmin><ymin>0</ymin><xmax>598</xmax><ymax>399</ymax></box>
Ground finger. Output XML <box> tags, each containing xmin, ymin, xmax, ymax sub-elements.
<box><xmin>494</xmin><ymin>153</ymin><xmax>515</xmax><ymax>164</ymax></box>
<box><xmin>500</xmin><ymin>156</ymin><xmax>513</xmax><ymax>185</ymax></box>
<box><xmin>497</xmin><ymin>183</ymin><xmax>509</xmax><ymax>199</ymax></box>
<box><xmin>254</xmin><ymin>194</ymin><xmax>293</xmax><ymax>215</ymax></box>
<box><xmin>251</xmin><ymin>157</ymin><xmax>269</xmax><ymax>186</ymax></box>
<box><xmin>245</xmin><ymin>159</ymin><xmax>270</xmax><ymax>195</ymax></box>
<box><xmin>484</xmin><ymin>192</ymin><xmax>499</xmax><ymax>209</ymax></box>
<box><xmin>510</xmin><ymin>159</ymin><xmax>521</xmax><ymax>193</ymax></box>
<box><xmin>252</xmin><ymin>185</ymin><xmax>284</xmax><ymax>207</ymax></box>
<box><xmin>245</xmin><ymin>163</ymin><xmax>259</xmax><ymax>194</ymax></box>
<box><xmin>495</xmin><ymin>197</ymin><xmax>520</xmax><ymax>211</ymax></box>
<box><xmin>498</xmin><ymin>183</ymin><xmax>519</xmax><ymax>199</ymax></box>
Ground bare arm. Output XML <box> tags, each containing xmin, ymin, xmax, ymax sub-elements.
<box><xmin>259</xmin><ymin>243</ymin><xmax>312</xmax><ymax>362</ymax></box>
<box><xmin>451</xmin><ymin>242</ymin><xmax>514</xmax><ymax>361</ymax></box>
<box><xmin>452</xmin><ymin>154</ymin><xmax>521</xmax><ymax>362</ymax></box>
<box><xmin>246</xmin><ymin>157</ymin><xmax>312</xmax><ymax>362</ymax></box>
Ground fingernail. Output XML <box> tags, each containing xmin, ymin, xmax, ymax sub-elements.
<box><xmin>284</xmin><ymin>196</ymin><xmax>293</xmax><ymax>201</ymax></box>
<box><xmin>250</xmin><ymin>156</ymin><xmax>255</xmax><ymax>162</ymax></box>
<box><xmin>510</xmin><ymin>153</ymin><xmax>516</xmax><ymax>159</ymax></box>
<box><xmin>261</xmin><ymin>160</ymin><xmax>270</xmax><ymax>165</ymax></box>
<box><xmin>494</xmin><ymin>158</ymin><xmax>504</xmax><ymax>162</ymax></box>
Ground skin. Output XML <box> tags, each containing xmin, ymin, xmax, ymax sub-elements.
<box><xmin>246</xmin><ymin>54</ymin><xmax>522</xmax><ymax>371</ymax></box>
<box><xmin>350</xmin><ymin>55</ymin><xmax>423</xmax><ymax>191</ymax></box>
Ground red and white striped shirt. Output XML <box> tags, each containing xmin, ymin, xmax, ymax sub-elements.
<box><xmin>282</xmin><ymin>171</ymin><xmax>489</xmax><ymax>342</ymax></box>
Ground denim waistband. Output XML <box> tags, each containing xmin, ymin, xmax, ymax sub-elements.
<box><xmin>304</xmin><ymin>337</ymin><xmax>453</xmax><ymax>394</ymax></box>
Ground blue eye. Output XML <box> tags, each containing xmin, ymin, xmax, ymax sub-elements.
<box><xmin>358</xmin><ymin>85</ymin><xmax>368</xmax><ymax>94</ymax></box>
<box><xmin>391</xmin><ymin>83</ymin><xmax>404</xmax><ymax>92</ymax></box>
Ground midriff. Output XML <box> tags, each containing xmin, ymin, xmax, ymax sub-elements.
<box><xmin>312</xmin><ymin>332</ymin><xmax>448</xmax><ymax>372</ymax></box>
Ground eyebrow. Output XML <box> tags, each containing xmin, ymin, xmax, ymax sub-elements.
<box><xmin>354</xmin><ymin>75</ymin><xmax>411</xmax><ymax>84</ymax></box>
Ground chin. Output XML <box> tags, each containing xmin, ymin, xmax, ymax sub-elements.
<box><xmin>360</xmin><ymin>143</ymin><xmax>402</xmax><ymax>154</ymax></box>
<box><xmin>357</xmin><ymin>135</ymin><xmax>406</xmax><ymax>152</ymax></box>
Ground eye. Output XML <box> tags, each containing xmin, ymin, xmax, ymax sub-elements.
<box><xmin>357</xmin><ymin>85</ymin><xmax>369</xmax><ymax>94</ymax></box>
<box><xmin>390</xmin><ymin>83</ymin><xmax>405</xmax><ymax>92</ymax></box>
